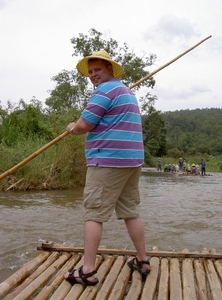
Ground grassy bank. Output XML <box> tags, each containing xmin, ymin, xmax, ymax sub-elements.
<box><xmin>0</xmin><ymin>135</ymin><xmax>86</xmax><ymax>191</ymax></box>
<box><xmin>1</xmin><ymin>139</ymin><xmax>222</xmax><ymax>191</ymax></box>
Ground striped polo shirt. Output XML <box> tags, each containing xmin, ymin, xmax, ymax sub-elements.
<box><xmin>81</xmin><ymin>78</ymin><xmax>144</xmax><ymax>167</ymax></box>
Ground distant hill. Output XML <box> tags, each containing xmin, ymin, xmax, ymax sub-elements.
<box><xmin>161</xmin><ymin>108</ymin><xmax>222</xmax><ymax>156</ymax></box>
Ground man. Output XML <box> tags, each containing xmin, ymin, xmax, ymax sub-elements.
<box><xmin>64</xmin><ymin>50</ymin><xmax>150</xmax><ymax>286</ymax></box>
<box><xmin>199</xmin><ymin>158</ymin><xmax>206</xmax><ymax>175</ymax></box>
<box><xmin>178</xmin><ymin>158</ymin><xmax>183</xmax><ymax>171</ymax></box>
<box><xmin>157</xmin><ymin>158</ymin><xmax>162</xmax><ymax>171</ymax></box>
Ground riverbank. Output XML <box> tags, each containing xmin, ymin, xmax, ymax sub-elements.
<box><xmin>0</xmin><ymin>154</ymin><xmax>221</xmax><ymax>191</ymax></box>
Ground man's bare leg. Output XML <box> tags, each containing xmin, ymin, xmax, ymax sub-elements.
<box><xmin>64</xmin><ymin>220</ymin><xmax>102</xmax><ymax>282</ymax></box>
<box><xmin>125</xmin><ymin>218</ymin><xmax>150</xmax><ymax>270</ymax></box>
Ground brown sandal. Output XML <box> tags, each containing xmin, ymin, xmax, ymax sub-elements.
<box><xmin>127</xmin><ymin>257</ymin><xmax>150</xmax><ymax>276</ymax></box>
<box><xmin>65</xmin><ymin>265</ymin><xmax>99</xmax><ymax>286</ymax></box>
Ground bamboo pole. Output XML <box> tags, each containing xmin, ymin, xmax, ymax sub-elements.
<box><xmin>37</xmin><ymin>243</ymin><xmax>222</xmax><ymax>259</ymax></box>
<box><xmin>0</xmin><ymin>35</ymin><xmax>212</xmax><ymax>181</ymax></box>
<box><xmin>130</xmin><ymin>35</ymin><xmax>212</xmax><ymax>89</ymax></box>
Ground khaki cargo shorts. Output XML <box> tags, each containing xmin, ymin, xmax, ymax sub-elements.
<box><xmin>83</xmin><ymin>166</ymin><xmax>141</xmax><ymax>222</ymax></box>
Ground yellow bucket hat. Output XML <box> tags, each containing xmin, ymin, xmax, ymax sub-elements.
<box><xmin>76</xmin><ymin>50</ymin><xmax>124</xmax><ymax>78</ymax></box>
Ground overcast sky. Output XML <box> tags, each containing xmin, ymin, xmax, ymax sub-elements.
<box><xmin>0</xmin><ymin>0</ymin><xmax>221</xmax><ymax>112</ymax></box>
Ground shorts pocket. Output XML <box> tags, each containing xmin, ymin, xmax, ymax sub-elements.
<box><xmin>135</xmin><ymin>189</ymin><xmax>140</xmax><ymax>204</ymax></box>
<box><xmin>83</xmin><ymin>186</ymin><xmax>103</xmax><ymax>208</ymax></box>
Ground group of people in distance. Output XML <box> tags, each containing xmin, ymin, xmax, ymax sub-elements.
<box><xmin>157</xmin><ymin>158</ymin><xmax>206</xmax><ymax>176</ymax></box>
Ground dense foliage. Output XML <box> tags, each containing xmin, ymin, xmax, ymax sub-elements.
<box><xmin>162</xmin><ymin>108</ymin><xmax>222</xmax><ymax>157</ymax></box>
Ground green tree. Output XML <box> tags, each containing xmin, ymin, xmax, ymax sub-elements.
<box><xmin>180</xmin><ymin>133</ymin><xmax>194</xmax><ymax>152</ymax></box>
<box><xmin>161</xmin><ymin>108</ymin><xmax>222</xmax><ymax>156</ymax></box>
<box><xmin>45</xmin><ymin>70</ymin><xmax>91</xmax><ymax>113</ymax></box>
<box><xmin>45</xmin><ymin>28</ymin><xmax>157</xmax><ymax>113</ymax></box>
<box><xmin>0</xmin><ymin>98</ymin><xmax>52</xmax><ymax>146</ymax></box>
<box><xmin>0</xmin><ymin>101</ymin><xmax>7</xmax><ymax>123</ymax></box>
<box><xmin>141</xmin><ymin>94</ymin><xmax>167</xmax><ymax>157</ymax></box>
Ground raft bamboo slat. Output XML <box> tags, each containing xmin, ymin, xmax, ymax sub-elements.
<box><xmin>170</xmin><ymin>258</ymin><xmax>183</xmax><ymax>300</ymax></box>
<box><xmin>0</xmin><ymin>243</ymin><xmax>222</xmax><ymax>300</ymax></box>
<box><xmin>182</xmin><ymin>258</ymin><xmax>197</xmax><ymax>300</ymax></box>
<box><xmin>158</xmin><ymin>258</ymin><xmax>169</xmax><ymax>300</ymax></box>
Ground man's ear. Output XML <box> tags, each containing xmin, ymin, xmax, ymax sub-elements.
<box><xmin>108</xmin><ymin>65</ymin><xmax>114</xmax><ymax>76</ymax></box>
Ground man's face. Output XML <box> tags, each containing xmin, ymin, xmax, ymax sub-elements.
<box><xmin>88</xmin><ymin>59</ymin><xmax>113</xmax><ymax>86</ymax></box>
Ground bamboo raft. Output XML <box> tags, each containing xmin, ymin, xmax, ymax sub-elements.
<box><xmin>0</xmin><ymin>242</ymin><xmax>222</xmax><ymax>300</ymax></box>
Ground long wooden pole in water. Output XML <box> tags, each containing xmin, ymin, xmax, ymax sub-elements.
<box><xmin>0</xmin><ymin>35</ymin><xmax>212</xmax><ymax>181</ymax></box>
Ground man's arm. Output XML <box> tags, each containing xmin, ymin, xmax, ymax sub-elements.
<box><xmin>66</xmin><ymin>118</ymin><xmax>94</xmax><ymax>135</ymax></box>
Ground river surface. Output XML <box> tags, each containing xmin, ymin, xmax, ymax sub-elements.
<box><xmin>0</xmin><ymin>171</ymin><xmax>222</xmax><ymax>282</ymax></box>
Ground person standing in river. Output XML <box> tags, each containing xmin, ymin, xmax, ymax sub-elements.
<box><xmin>64</xmin><ymin>50</ymin><xmax>150</xmax><ymax>286</ymax></box>
<box><xmin>178</xmin><ymin>157</ymin><xmax>183</xmax><ymax>171</ymax></box>
<box><xmin>157</xmin><ymin>158</ymin><xmax>162</xmax><ymax>171</ymax></box>
<box><xmin>198</xmin><ymin>158</ymin><xmax>206</xmax><ymax>175</ymax></box>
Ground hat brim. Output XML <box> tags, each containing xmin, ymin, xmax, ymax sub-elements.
<box><xmin>76</xmin><ymin>55</ymin><xmax>124</xmax><ymax>78</ymax></box>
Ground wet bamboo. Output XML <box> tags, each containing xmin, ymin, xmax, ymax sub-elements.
<box><xmin>13</xmin><ymin>252</ymin><xmax>71</xmax><ymax>300</ymax></box>
<box><xmin>3</xmin><ymin>252</ymin><xmax>60</xmax><ymax>300</ymax></box>
<box><xmin>0</xmin><ymin>35</ymin><xmax>212</xmax><ymax>181</ymax></box>
<box><xmin>0</xmin><ymin>252</ymin><xmax>50</xmax><ymax>299</ymax></box>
